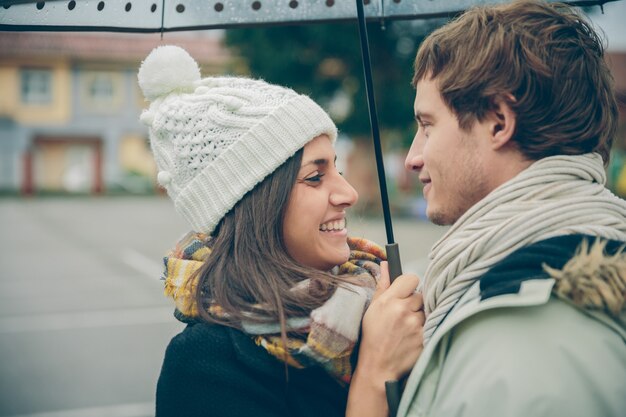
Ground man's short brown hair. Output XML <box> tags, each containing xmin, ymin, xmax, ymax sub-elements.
<box><xmin>412</xmin><ymin>0</ymin><xmax>618</xmax><ymax>164</ymax></box>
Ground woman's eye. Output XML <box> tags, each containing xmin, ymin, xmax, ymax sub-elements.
<box><xmin>304</xmin><ymin>173</ymin><xmax>325</xmax><ymax>184</ymax></box>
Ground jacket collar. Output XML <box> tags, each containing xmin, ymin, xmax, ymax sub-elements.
<box><xmin>480</xmin><ymin>234</ymin><xmax>626</xmax><ymax>321</ymax></box>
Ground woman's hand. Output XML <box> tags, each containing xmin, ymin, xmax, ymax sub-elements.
<box><xmin>346</xmin><ymin>262</ymin><xmax>424</xmax><ymax>417</ymax></box>
<box><xmin>358</xmin><ymin>261</ymin><xmax>424</xmax><ymax>383</ymax></box>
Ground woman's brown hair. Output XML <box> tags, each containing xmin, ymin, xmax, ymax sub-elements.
<box><xmin>412</xmin><ymin>0</ymin><xmax>618</xmax><ymax>165</ymax></box>
<box><xmin>193</xmin><ymin>148</ymin><xmax>340</xmax><ymax>338</ymax></box>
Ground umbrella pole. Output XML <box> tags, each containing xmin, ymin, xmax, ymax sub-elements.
<box><xmin>354</xmin><ymin>0</ymin><xmax>402</xmax><ymax>283</ymax></box>
<box><xmin>355</xmin><ymin>2</ymin><xmax>404</xmax><ymax>416</ymax></box>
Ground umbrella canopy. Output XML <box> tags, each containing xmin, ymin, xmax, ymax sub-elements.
<box><xmin>0</xmin><ymin>0</ymin><xmax>614</xmax><ymax>32</ymax></box>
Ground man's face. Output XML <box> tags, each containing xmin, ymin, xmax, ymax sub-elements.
<box><xmin>405</xmin><ymin>77</ymin><xmax>493</xmax><ymax>225</ymax></box>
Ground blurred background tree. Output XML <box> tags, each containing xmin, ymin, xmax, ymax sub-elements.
<box><xmin>225</xmin><ymin>20</ymin><xmax>443</xmax><ymax>147</ymax></box>
<box><xmin>225</xmin><ymin>20</ymin><xmax>446</xmax><ymax>213</ymax></box>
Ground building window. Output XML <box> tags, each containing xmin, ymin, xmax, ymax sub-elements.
<box><xmin>88</xmin><ymin>73</ymin><xmax>114</xmax><ymax>102</ymax></box>
<box><xmin>81</xmin><ymin>71</ymin><xmax>122</xmax><ymax>111</ymax></box>
<box><xmin>20</xmin><ymin>69</ymin><xmax>52</xmax><ymax>104</ymax></box>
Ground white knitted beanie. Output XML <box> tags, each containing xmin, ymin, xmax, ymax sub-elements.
<box><xmin>138</xmin><ymin>45</ymin><xmax>337</xmax><ymax>234</ymax></box>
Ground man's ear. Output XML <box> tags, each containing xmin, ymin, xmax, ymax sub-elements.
<box><xmin>488</xmin><ymin>96</ymin><xmax>516</xmax><ymax>150</ymax></box>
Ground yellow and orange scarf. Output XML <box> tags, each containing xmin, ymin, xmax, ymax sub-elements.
<box><xmin>162</xmin><ymin>232</ymin><xmax>385</xmax><ymax>385</ymax></box>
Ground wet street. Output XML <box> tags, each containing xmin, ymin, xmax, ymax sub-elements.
<box><xmin>0</xmin><ymin>197</ymin><xmax>447</xmax><ymax>417</ymax></box>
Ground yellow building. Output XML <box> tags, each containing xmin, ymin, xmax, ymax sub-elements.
<box><xmin>0</xmin><ymin>32</ymin><xmax>229</xmax><ymax>194</ymax></box>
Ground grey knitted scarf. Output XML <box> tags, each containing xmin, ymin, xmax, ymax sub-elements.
<box><xmin>422</xmin><ymin>153</ymin><xmax>626</xmax><ymax>344</ymax></box>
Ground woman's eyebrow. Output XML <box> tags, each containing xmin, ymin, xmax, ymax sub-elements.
<box><xmin>301</xmin><ymin>158</ymin><xmax>329</xmax><ymax>168</ymax></box>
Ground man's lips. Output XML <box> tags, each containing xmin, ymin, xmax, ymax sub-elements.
<box><xmin>420</xmin><ymin>178</ymin><xmax>432</xmax><ymax>197</ymax></box>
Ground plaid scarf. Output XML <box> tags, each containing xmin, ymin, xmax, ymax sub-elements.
<box><xmin>162</xmin><ymin>232</ymin><xmax>385</xmax><ymax>385</ymax></box>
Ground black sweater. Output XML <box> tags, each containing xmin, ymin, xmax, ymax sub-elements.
<box><xmin>156</xmin><ymin>321</ymin><xmax>349</xmax><ymax>417</ymax></box>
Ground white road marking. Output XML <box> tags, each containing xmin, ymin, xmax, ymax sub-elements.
<box><xmin>121</xmin><ymin>249</ymin><xmax>163</xmax><ymax>281</ymax></box>
<box><xmin>6</xmin><ymin>402</ymin><xmax>154</xmax><ymax>417</ymax></box>
<box><xmin>0</xmin><ymin>306</ymin><xmax>177</xmax><ymax>334</ymax></box>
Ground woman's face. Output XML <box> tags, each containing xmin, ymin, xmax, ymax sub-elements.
<box><xmin>283</xmin><ymin>135</ymin><xmax>359</xmax><ymax>271</ymax></box>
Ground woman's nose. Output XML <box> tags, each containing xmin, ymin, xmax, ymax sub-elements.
<box><xmin>330</xmin><ymin>173</ymin><xmax>359</xmax><ymax>207</ymax></box>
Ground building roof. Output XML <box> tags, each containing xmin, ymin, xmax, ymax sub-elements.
<box><xmin>0</xmin><ymin>31</ymin><xmax>229</xmax><ymax>65</ymax></box>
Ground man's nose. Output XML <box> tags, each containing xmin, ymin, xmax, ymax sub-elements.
<box><xmin>405</xmin><ymin>132</ymin><xmax>424</xmax><ymax>172</ymax></box>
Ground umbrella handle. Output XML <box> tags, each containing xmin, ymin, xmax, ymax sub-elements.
<box><xmin>385</xmin><ymin>380</ymin><xmax>402</xmax><ymax>417</ymax></box>
<box><xmin>386</xmin><ymin>243</ymin><xmax>403</xmax><ymax>283</ymax></box>
<box><xmin>384</xmin><ymin>243</ymin><xmax>404</xmax><ymax>417</ymax></box>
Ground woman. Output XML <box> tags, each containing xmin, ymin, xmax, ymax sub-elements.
<box><xmin>138</xmin><ymin>45</ymin><xmax>424</xmax><ymax>417</ymax></box>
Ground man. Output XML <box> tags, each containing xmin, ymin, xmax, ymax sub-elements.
<box><xmin>397</xmin><ymin>1</ymin><xmax>626</xmax><ymax>416</ymax></box>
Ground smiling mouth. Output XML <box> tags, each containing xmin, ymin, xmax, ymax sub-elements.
<box><xmin>319</xmin><ymin>218</ymin><xmax>346</xmax><ymax>232</ymax></box>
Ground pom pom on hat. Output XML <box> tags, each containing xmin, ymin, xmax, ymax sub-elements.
<box><xmin>138</xmin><ymin>45</ymin><xmax>201</xmax><ymax>101</ymax></box>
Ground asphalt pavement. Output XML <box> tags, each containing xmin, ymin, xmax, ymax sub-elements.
<box><xmin>0</xmin><ymin>196</ymin><xmax>447</xmax><ymax>417</ymax></box>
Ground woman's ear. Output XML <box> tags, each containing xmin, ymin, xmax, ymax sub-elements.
<box><xmin>489</xmin><ymin>96</ymin><xmax>516</xmax><ymax>150</ymax></box>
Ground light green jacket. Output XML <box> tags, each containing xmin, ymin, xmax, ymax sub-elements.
<box><xmin>397</xmin><ymin>278</ymin><xmax>626</xmax><ymax>417</ymax></box>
